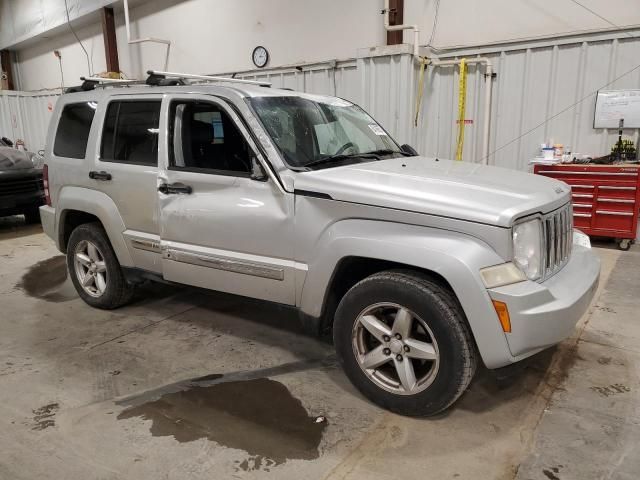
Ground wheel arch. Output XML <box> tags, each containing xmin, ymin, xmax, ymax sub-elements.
<box><xmin>298</xmin><ymin>219</ymin><xmax>513</xmax><ymax>368</ymax></box>
<box><xmin>55</xmin><ymin>186</ymin><xmax>133</xmax><ymax>266</ymax></box>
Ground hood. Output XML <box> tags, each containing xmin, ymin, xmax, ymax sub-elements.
<box><xmin>0</xmin><ymin>147</ymin><xmax>37</xmax><ymax>171</ymax></box>
<box><xmin>294</xmin><ymin>156</ymin><xmax>571</xmax><ymax>227</ymax></box>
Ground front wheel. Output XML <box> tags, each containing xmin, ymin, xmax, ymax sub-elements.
<box><xmin>66</xmin><ymin>222</ymin><xmax>134</xmax><ymax>309</ymax></box>
<box><xmin>333</xmin><ymin>270</ymin><xmax>477</xmax><ymax>416</ymax></box>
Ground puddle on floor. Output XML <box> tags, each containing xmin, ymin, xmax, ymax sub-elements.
<box><xmin>17</xmin><ymin>255</ymin><xmax>77</xmax><ymax>302</ymax></box>
<box><xmin>117</xmin><ymin>377</ymin><xmax>326</xmax><ymax>468</ymax></box>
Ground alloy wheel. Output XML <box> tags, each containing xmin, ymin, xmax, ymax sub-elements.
<box><xmin>351</xmin><ymin>302</ymin><xmax>440</xmax><ymax>395</ymax></box>
<box><xmin>73</xmin><ymin>240</ymin><xmax>108</xmax><ymax>298</ymax></box>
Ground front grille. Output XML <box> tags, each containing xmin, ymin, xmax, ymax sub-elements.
<box><xmin>0</xmin><ymin>177</ymin><xmax>44</xmax><ymax>197</ymax></box>
<box><xmin>542</xmin><ymin>203</ymin><xmax>573</xmax><ymax>280</ymax></box>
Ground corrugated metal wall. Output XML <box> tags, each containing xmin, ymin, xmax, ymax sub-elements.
<box><xmin>2</xmin><ymin>29</ymin><xmax>639</xmax><ymax>168</ymax></box>
<box><xmin>0</xmin><ymin>90</ymin><xmax>59</xmax><ymax>152</ymax></box>
<box><xmin>235</xmin><ymin>30</ymin><xmax>640</xmax><ymax>170</ymax></box>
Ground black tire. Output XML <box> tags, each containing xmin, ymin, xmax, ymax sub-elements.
<box><xmin>333</xmin><ymin>270</ymin><xmax>477</xmax><ymax>416</ymax></box>
<box><xmin>23</xmin><ymin>207</ymin><xmax>41</xmax><ymax>224</ymax></box>
<box><xmin>66</xmin><ymin>222</ymin><xmax>134</xmax><ymax>309</ymax></box>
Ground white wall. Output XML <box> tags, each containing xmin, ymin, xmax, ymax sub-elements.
<box><xmin>9</xmin><ymin>0</ymin><xmax>640</xmax><ymax>91</ymax></box>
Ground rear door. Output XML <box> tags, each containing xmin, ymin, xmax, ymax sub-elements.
<box><xmin>157</xmin><ymin>94</ymin><xmax>296</xmax><ymax>304</ymax></box>
<box><xmin>93</xmin><ymin>94</ymin><xmax>163</xmax><ymax>272</ymax></box>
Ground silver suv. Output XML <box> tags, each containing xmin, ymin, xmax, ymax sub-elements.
<box><xmin>40</xmin><ymin>73</ymin><xmax>600</xmax><ymax>416</ymax></box>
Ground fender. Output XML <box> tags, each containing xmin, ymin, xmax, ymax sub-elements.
<box><xmin>298</xmin><ymin>219</ymin><xmax>512</xmax><ymax>368</ymax></box>
<box><xmin>56</xmin><ymin>186</ymin><xmax>134</xmax><ymax>267</ymax></box>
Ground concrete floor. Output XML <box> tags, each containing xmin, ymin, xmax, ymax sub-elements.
<box><xmin>0</xmin><ymin>215</ymin><xmax>638</xmax><ymax>480</ymax></box>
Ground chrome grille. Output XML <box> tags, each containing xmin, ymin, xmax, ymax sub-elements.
<box><xmin>542</xmin><ymin>203</ymin><xmax>573</xmax><ymax>280</ymax></box>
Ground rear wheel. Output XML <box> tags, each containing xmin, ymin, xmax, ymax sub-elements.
<box><xmin>66</xmin><ymin>222</ymin><xmax>134</xmax><ymax>309</ymax></box>
<box><xmin>333</xmin><ymin>270</ymin><xmax>477</xmax><ymax>416</ymax></box>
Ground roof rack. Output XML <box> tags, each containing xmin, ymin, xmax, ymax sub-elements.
<box><xmin>64</xmin><ymin>70</ymin><xmax>271</xmax><ymax>93</ymax></box>
<box><xmin>147</xmin><ymin>70</ymin><xmax>271</xmax><ymax>87</ymax></box>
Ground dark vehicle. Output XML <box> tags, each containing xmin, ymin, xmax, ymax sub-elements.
<box><xmin>0</xmin><ymin>137</ymin><xmax>45</xmax><ymax>223</ymax></box>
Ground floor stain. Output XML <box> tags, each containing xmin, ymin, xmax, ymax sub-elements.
<box><xmin>542</xmin><ymin>465</ymin><xmax>562</xmax><ymax>480</ymax></box>
<box><xmin>117</xmin><ymin>377</ymin><xmax>326</xmax><ymax>468</ymax></box>
<box><xmin>16</xmin><ymin>255</ymin><xmax>77</xmax><ymax>302</ymax></box>
<box><xmin>32</xmin><ymin>403</ymin><xmax>59</xmax><ymax>430</ymax></box>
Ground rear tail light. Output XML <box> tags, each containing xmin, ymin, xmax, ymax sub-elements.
<box><xmin>43</xmin><ymin>164</ymin><xmax>51</xmax><ymax>206</ymax></box>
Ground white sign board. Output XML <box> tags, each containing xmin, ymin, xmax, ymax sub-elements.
<box><xmin>594</xmin><ymin>89</ymin><xmax>640</xmax><ymax>129</ymax></box>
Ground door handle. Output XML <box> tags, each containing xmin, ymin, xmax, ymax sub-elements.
<box><xmin>89</xmin><ymin>170</ymin><xmax>112</xmax><ymax>181</ymax></box>
<box><xmin>158</xmin><ymin>182</ymin><xmax>192</xmax><ymax>195</ymax></box>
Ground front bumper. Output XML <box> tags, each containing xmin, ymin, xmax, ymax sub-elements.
<box><xmin>488</xmin><ymin>243</ymin><xmax>600</xmax><ymax>360</ymax></box>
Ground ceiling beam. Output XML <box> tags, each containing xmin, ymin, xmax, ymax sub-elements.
<box><xmin>0</xmin><ymin>50</ymin><xmax>15</xmax><ymax>90</ymax></box>
<box><xmin>101</xmin><ymin>6</ymin><xmax>120</xmax><ymax>74</ymax></box>
<box><xmin>386</xmin><ymin>0</ymin><xmax>404</xmax><ymax>45</ymax></box>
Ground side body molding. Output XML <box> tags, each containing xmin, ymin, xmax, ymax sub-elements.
<box><xmin>55</xmin><ymin>186</ymin><xmax>134</xmax><ymax>267</ymax></box>
<box><xmin>298</xmin><ymin>219</ymin><xmax>512</xmax><ymax>368</ymax></box>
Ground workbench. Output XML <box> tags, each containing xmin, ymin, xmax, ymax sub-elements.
<box><xmin>534</xmin><ymin>164</ymin><xmax>640</xmax><ymax>250</ymax></box>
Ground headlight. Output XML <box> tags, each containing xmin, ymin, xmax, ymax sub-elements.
<box><xmin>513</xmin><ymin>218</ymin><xmax>543</xmax><ymax>280</ymax></box>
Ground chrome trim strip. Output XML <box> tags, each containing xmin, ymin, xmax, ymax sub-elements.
<box><xmin>573</xmin><ymin>213</ymin><xmax>592</xmax><ymax>217</ymax></box>
<box><xmin>568</xmin><ymin>184</ymin><xmax>594</xmax><ymax>189</ymax></box>
<box><xmin>598</xmin><ymin>198</ymin><xmax>635</xmax><ymax>204</ymax></box>
<box><xmin>596</xmin><ymin>210</ymin><xmax>634</xmax><ymax>216</ymax></box>
<box><xmin>572</xmin><ymin>203</ymin><xmax>592</xmax><ymax>208</ymax></box>
<box><xmin>130</xmin><ymin>238</ymin><xmax>162</xmax><ymax>253</ymax></box>
<box><xmin>164</xmin><ymin>248</ymin><xmax>285</xmax><ymax>281</ymax></box>
<box><xmin>598</xmin><ymin>185</ymin><xmax>636</xmax><ymax>190</ymax></box>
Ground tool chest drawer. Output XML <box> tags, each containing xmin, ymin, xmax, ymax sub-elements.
<box><xmin>533</xmin><ymin>164</ymin><xmax>640</xmax><ymax>250</ymax></box>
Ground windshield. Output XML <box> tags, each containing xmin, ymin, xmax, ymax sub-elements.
<box><xmin>248</xmin><ymin>95</ymin><xmax>402</xmax><ymax>169</ymax></box>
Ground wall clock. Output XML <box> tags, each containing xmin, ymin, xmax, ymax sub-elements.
<box><xmin>252</xmin><ymin>46</ymin><xmax>269</xmax><ymax>68</ymax></box>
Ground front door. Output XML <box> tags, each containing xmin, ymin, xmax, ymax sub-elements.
<box><xmin>157</xmin><ymin>94</ymin><xmax>296</xmax><ymax>304</ymax></box>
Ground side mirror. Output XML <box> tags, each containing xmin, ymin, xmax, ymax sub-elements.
<box><xmin>250</xmin><ymin>156</ymin><xmax>268</xmax><ymax>181</ymax></box>
<box><xmin>400</xmin><ymin>144</ymin><xmax>419</xmax><ymax>156</ymax></box>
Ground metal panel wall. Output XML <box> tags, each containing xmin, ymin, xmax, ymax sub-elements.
<box><xmin>0</xmin><ymin>90</ymin><xmax>59</xmax><ymax>152</ymax></box>
<box><xmin>234</xmin><ymin>30</ymin><xmax>640</xmax><ymax>170</ymax></box>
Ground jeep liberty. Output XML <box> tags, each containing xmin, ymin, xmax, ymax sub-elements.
<box><xmin>39</xmin><ymin>73</ymin><xmax>600</xmax><ymax>416</ymax></box>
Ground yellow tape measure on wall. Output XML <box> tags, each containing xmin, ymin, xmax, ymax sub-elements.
<box><xmin>455</xmin><ymin>58</ymin><xmax>467</xmax><ymax>161</ymax></box>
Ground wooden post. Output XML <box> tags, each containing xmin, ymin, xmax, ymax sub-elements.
<box><xmin>101</xmin><ymin>7</ymin><xmax>120</xmax><ymax>74</ymax></box>
<box><xmin>386</xmin><ymin>0</ymin><xmax>404</xmax><ymax>46</ymax></box>
<box><xmin>0</xmin><ymin>50</ymin><xmax>15</xmax><ymax>90</ymax></box>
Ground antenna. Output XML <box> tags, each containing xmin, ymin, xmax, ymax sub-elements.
<box><xmin>147</xmin><ymin>70</ymin><xmax>271</xmax><ymax>87</ymax></box>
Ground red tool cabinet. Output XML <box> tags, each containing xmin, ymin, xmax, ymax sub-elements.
<box><xmin>533</xmin><ymin>164</ymin><xmax>640</xmax><ymax>250</ymax></box>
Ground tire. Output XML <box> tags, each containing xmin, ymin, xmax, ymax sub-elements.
<box><xmin>333</xmin><ymin>270</ymin><xmax>477</xmax><ymax>416</ymax></box>
<box><xmin>66</xmin><ymin>222</ymin><xmax>134</xmax><ymax>309</ymax></box>
<box><xmin>23</xmin><ymin>207</ymin><xmax>41</xmax><ymax>224</ymax></box>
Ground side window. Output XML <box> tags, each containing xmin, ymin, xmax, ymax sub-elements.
<box><xmin>100</xmin><ymin>100</ymin><xmax>161</xmax><ymax>166</ymax></box>
<box><xmin>53</xmin><ymin>102</ymin><xmax>96</xmax><ymax>159</ymax></box>
<box><xmin>169</xmin><ymin>101</ymin><xmax>252</xmax><ymax>174</ymax></box>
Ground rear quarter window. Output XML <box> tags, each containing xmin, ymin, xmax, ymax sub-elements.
<box><xmin>53</xmin><ymin>102</ymin><xmax>97</xmax><ymax>159</ymax></box>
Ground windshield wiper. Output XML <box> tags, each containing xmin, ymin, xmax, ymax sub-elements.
<box><xmin>363</xmin><ymin>148</ymin><xmax>413</xmax><ymax>157</ymax></box>
<box><xmin>304</xmin><ymin>152</ymin><xmax>381</xmax><ymax>169</ymax></box>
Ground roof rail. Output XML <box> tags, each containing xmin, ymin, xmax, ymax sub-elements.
<box><xmin>147</xmin><ymin>70</ymin><xmax>271</xmax><ymax>87</ymax></box>
<box><xmin>64</xmin><ymin>70</ymin><xmax>272</xmax><ymax>94</ymax></box>
<box><xmin>81</xmin><ymin>76</ymin><xmax>130</xmax><ymax>83</ymax></box>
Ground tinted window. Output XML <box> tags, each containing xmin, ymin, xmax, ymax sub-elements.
<box><xmin>101</xmin><ymin>101</ymin><xmax>161</xmax><ymax>165</ymax></box>
<box><xmin>53</xmin><ymin>102</ymin><xmax>96</xmax><ymax>159</ymax></box>
<box><xmin>168</xmin><ymin>101</ymin><xmax>252</xmax><ymax>174</ymax></box>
